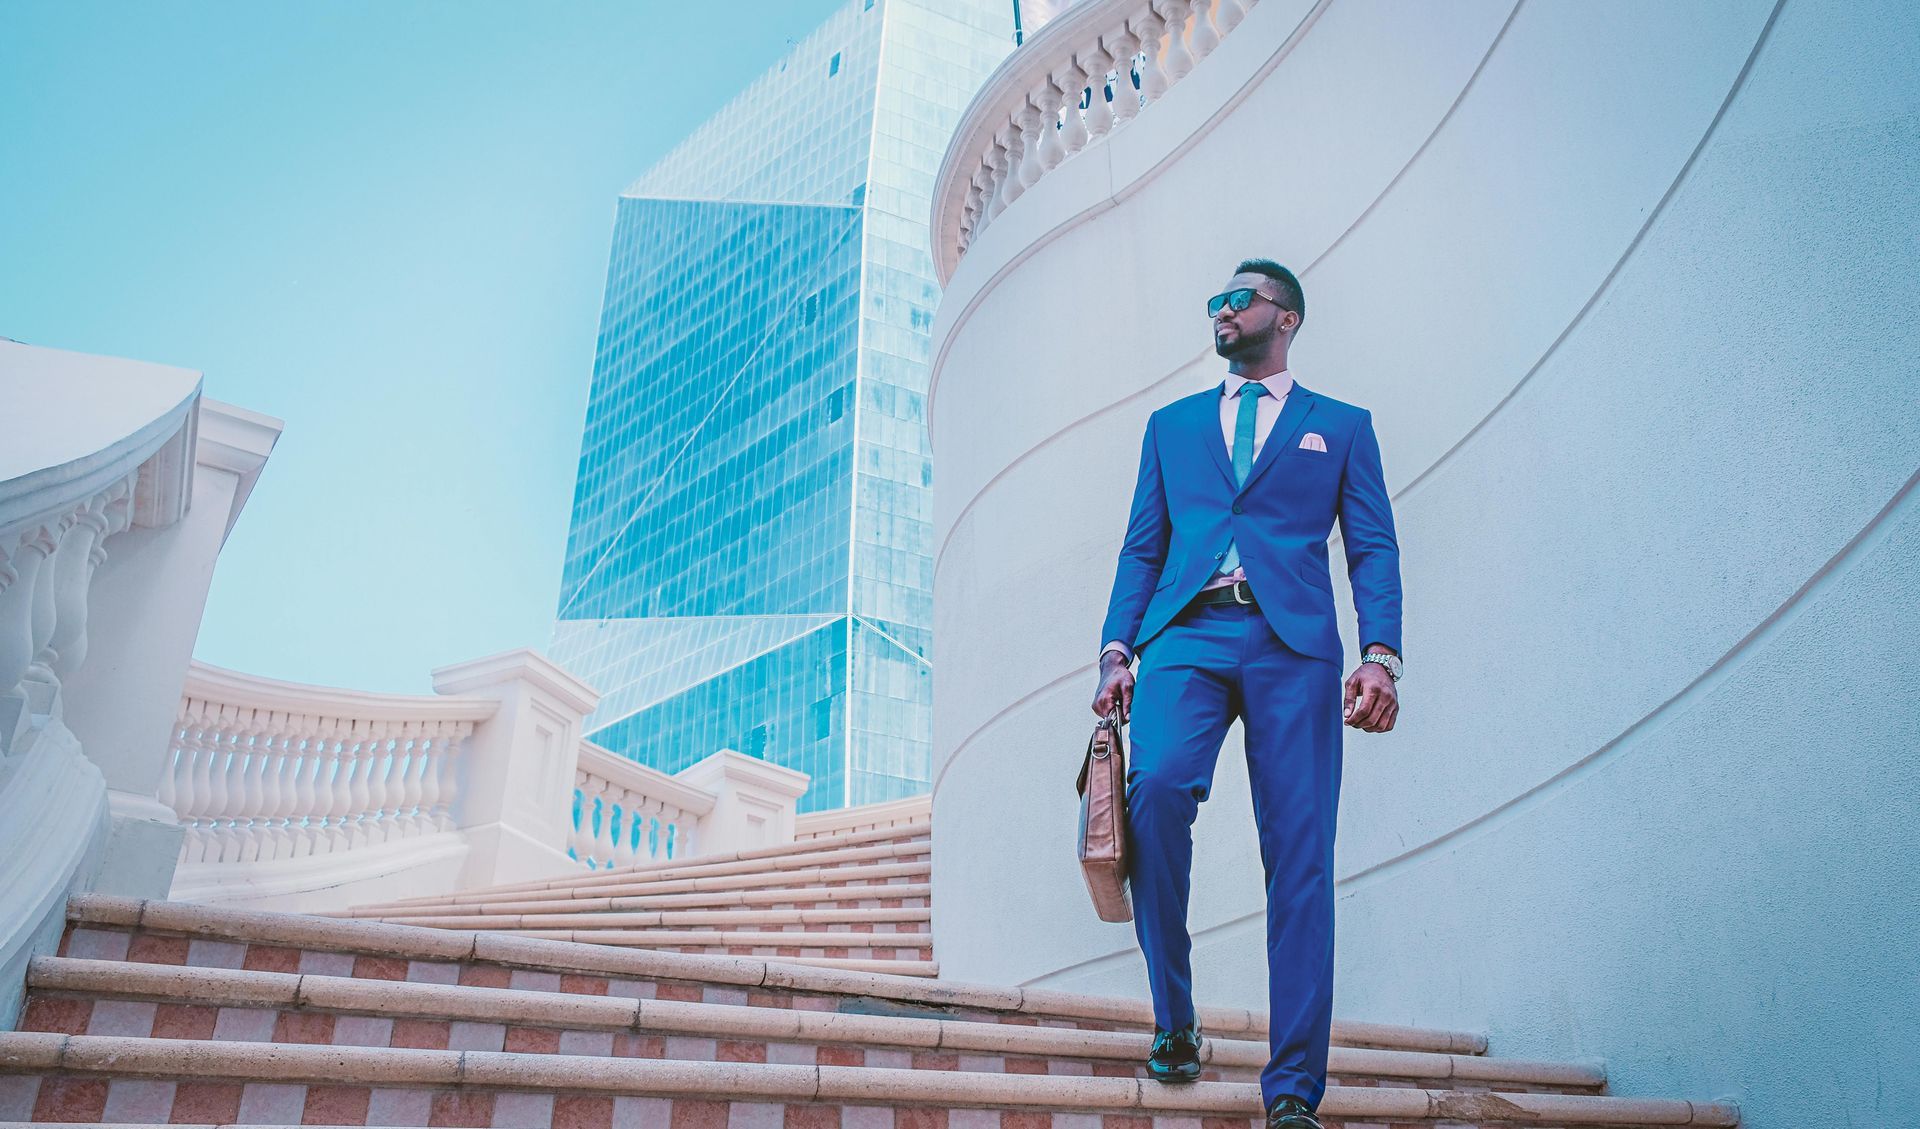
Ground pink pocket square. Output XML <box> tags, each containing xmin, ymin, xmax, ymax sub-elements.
<box><xmin>1298</xmin><ymin>432</ymin><xmax>1327</xmax><ymax>452</ymax></box>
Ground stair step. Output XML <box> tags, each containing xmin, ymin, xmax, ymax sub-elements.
<box><xmin>0</xmin><ymin>1033</ymin><xmax>1743</xmax><ymax>1127</ymax></box>
<box><xmin>349</xmin><ymin>928</ymin><xmax>930</xmax><ymax>950</ymax></box>
<box><xmin>361</xmin><ymin>907</ymin><xmax>930</xmax><ymax>930</ymax></box>
<box><xmin>19</xmin><ymin>958</ymin><xmax>1608</xmax><ymax>1093</ymax></box>
<box><xmin>338</xmin><ymin>884</ymin><xmax>931</xmax><ymax>918</ymax></box>
<box><xmin>343</xmin><ymin>860</ymin><xmax>932</xmax><ymax>913</ymax></box>
<box><xmin>63</xmin><ymin>896</ymin><xmax>1484</xmax><ymax>1054</ymax></box>
<box><xmin>361</xmin><ymin>837</ymin><xmax>931</xmax><ymax>911</ymax></box>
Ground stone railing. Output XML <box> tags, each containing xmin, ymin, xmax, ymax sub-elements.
<box><xmin>793</xmin><ymin>794</ymin><xmax>932</xmax><ymax>841</ymax></box>
<box><xmin>0</xmin><ymin>337</ymin><xmax>279</xmax><ymax>1023</ymax></box>
<box><xmin>570</xmin><ymin>741</ymin><xmax>714</xmax><ymax>869</ymax></box>
<box><xmin>164</xmin><ymin>650</ymin><xmax>602</xmax><ymax>910</ymax></box>
<box><xmin>165</xmin><ymin>663</ymin><xmax>495</xmax><ymax>866</ymax></box>
<box><xmin>163</xmin><ymin>653</ymin><xmax>819</xmax><ymax>905</ymax></box>
<box><xmin>931</xmin><ymin>0</ymin><xmax>1258</xmax><ymax>282</ymax></box>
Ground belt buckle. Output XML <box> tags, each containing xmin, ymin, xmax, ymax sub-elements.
<box><xmin>1231</xmin><ymin>578</ymin><xmax>1254</xmax><ymax>605</ymax></box>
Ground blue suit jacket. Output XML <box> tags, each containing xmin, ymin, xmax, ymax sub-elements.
<box><xmin>1099</xmin><ymin>380</ymin><xmax>1402</xmax><ymax>664</ymax></box>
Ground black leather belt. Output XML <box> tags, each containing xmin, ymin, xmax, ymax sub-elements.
<box><xmin>1190</xmin><ymin>579</ymin><xmax>1259</xmax><ymax>608</ymax></box>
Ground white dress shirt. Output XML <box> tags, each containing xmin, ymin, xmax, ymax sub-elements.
<box><xmin>1101</xmin><ymin>371</ymin><xmax>1293</xmax><ymax>662</ymax></box>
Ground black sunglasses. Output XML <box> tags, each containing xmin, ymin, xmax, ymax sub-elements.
<box><xmin>1206</xmin><ymin>287</ymin><xmax>1288</xmax><ymax>318</ymax></box>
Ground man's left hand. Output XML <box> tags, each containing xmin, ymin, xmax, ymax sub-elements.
<box><xmin>1343</xmin><ymin>660</ymin><xmax>1398</xmax><ymax>733</ymax></box>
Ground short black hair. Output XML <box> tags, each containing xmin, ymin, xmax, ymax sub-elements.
<box><xmin>1234</xmin><ymin>258</ymin><xmax>1304</xmax><ymax>330</ymax></box>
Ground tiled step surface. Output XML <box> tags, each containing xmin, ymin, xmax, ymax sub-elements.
<box><xmin>0</xmin><ymin>897</ymin><xmax>1743</xmax><ymax>1127</ymax></box>
<box><xmin>0</xmin><ymin>1034</ymin><xmax>1742</xmax><ymax>1127</ymax></box>
<box><xmin>19</xmin><ymin>958</ymin><xmax>1607</xmax><ymax>1093</ymax></box>
<box><xmin>59</xmin><ymin>896</ymin><xmax>1480</xmax><ymax>1052</ymax></box>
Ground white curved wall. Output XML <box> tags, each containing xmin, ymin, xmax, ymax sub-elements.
<box><xmin>928</xmin><ymin>1</ymin><xmax>1919</xmax><ymax>1123</ymax></box>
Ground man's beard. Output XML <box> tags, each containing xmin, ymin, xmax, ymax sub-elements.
<box><xmin>1214</xmin><ymin>321</ymin><xmax>1274</xmax><ymax>359</ymax></box>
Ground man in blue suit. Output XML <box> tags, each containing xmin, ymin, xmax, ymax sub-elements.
<box><xmin>1092</xmin><ymin>260</ymin><xmax>1403</xmax><ymax>1129</ymax></box>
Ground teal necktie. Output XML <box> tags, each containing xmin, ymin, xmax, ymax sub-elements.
<box><xmin>1216</xmin><ymin>383</ymin><xmax>1267</xmax><ymax>578</ymax></box>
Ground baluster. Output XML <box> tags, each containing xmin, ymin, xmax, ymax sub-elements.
<box><xmin>170</xmin><ymin>701</ymin><xmax>209</xmax><ymax>862</ymax></box>
<box><xmin>157</xmin><ymin>702</ymin><xmax>186</xmax><ymax>817</ymax></box>
<box><xmin>1135</xmin><ymin>5</ymin><xmax>1171</xmax><ymax>103</ymax></box>
<box><xmin>1154</xmin><ymin>0</ymin><xmax>1195</xmax><ymax>85</ymax></box>
<box><xmin>568</xmin><ymin>773</ymin><xmax>596</xmax><ymax>866</ymax></box>
<box><xmin>1055</xmin><ymin>62</ymin><xmax>1091</xmax><ymax>160</ymax></box>
<box><xmin>419</xmin><ymin>732</ymin><xmax>448</xmax><ymax>832</ymax></box>
<box><xmin>364</xmin><ymin>720</ymin><xmax>397</xmax><ymax>845</ymax></box>
<box><xmin>1107</xmin><ymin>26</ymin><xmax>1144</xmax><ymax>128</ymax></box>
<box><xmin>24</xmin><ymin>518</ymin><xmax>69</xmax><ymax>702</ymax></box>
<box><xmin>0</xmin><ymin>527</ymin><xmax>56</xmax><ymax>754</ymax></box>
<box><xmin>1082</xmin><ymin>42</ymin><xmax>1118</xmax><ymax>140</ymax></box>
<box><xmin>670</xmin><ymin>812</ymin><xmax>690</xmax><ymax>861</ymax></box>
<box><xmin>397</xmin><ymin>727</ymin><xmax>431</xmax><ymax>836</ymax></box>
<box><xmin>236</xmin><ymin>714</ymin><xmax>271</xmax><ymax>862</ymax></box>
<box><xmin>1215</xmin><ymin>0</ymin><xmax>1247</xmax><ymax>37</ymax></box>
<box><xmin>318</xmin><ymin>717</ymin><xmax>354</xmax><ymax>855</ymax></box>
<box><xmin>424</xmin><ymin>725</ymin><xmax>462</xmax><ymax>832</ymax></box>
<box><xmin>261</xmin><ymin>715</ymin><xmax>297</xmax><ymax>860</ymax></box>
<box><xmin>608</xmin><ymin>790</ymin><xmax>640</xmax><ymax>870</ymax></box>
<box><xmin>44</xmin><ymin>502</ymin><xmax>108</xmax><ymax>675</ymax></box>
<box><xmin>290</xmin><ymin>717</ymin><xmax>323</xmax><ymax>857</ymax></box>
<box><xmin>1036</xmin><ymin>76</ymin><xmax>1068</xmax><ymax>175</ymax></box>
<box><xmin>962</xmin><ymin>169</ymin><xmax>989</xmax><ymax>242</ymax></box>
<box><xmin>344</xmin><ymin>721</ymin><xmax>375</xmax><ymax>849</ymax></box>
<box><xmin>1189</xmin><ymin>0</ymin><xmax>1221</xmax><ymax>61</ymax></box>
<box><xmin>981</xmin><ymin>130</ymin><xmax>1012</xmax><ymax>222</ymax></box>
<box><xmin>441</xmin><ymin>721</ymin><xmax>472</xmax><ymax>830</ymax></box>
<box><xmin>999</xmin><ymin>118</ymin><xmax>1031</xmax><ymax>210</ymax></box>
<box><xmin>200</xmin><ymin>705</ymin><xmax>237</xmax><ymax>862</ymax></box>
<box><xmin>1013</xmin><ymin>96</ymin><xmax>1046</xmax><ymax>191</ymax></box>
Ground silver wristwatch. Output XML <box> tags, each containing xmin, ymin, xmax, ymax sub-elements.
<box><xmin>1362</xmin><ymin>652</ymin><xmax>1403</xmax><ymax>682</ymax></box>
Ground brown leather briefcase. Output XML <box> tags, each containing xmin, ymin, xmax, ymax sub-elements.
<box><xmin>1075</xmin><ymin>710</ymin><xmax>1133</xmax><ymax>922</ymax></box>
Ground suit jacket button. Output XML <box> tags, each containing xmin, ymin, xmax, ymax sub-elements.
<box><xmin>1232</xmin><ymin>504</ymin><xmax>1244</xmax><ymax>514</ymax></box>
<box><xmin>1214</xmin><ymin>551</ymin><xmax>1225</xmax><ymax>559</ymax></box>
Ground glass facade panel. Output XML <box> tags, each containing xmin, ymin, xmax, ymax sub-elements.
<box><xmin>555</xmin><ymin>0</ymin><xmax>1012</xmax><ymax>812</ymax></box>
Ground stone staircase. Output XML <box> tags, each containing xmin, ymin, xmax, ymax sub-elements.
<box><xmin>0</xmin><ymin>820</ymin><xmax>1741</xmax><ymax>1127</ymax></box>
<box><xmin>328</xmin><ymin>822</ymin><xmax>935</xmax><ymax>978</ymax></box>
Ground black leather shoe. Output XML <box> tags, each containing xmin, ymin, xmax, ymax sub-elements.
<box><xmin>1264</xmin><ymin>1095</ymin><xmax>1323</xmax><ymax>1129</ymax></box>
<box><xmin>1144</xmin><ymin>1021</ymin><xmax>1203</xmax><ymax>1083</ymax></box>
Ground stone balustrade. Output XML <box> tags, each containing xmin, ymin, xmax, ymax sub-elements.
<box><xmin>0</xmin><ymin>338</ymin><xmax>280</xmax><ymax>1024</ymax></box>
<box><xmin>930</xmin><ymin>0</ymin><xmax>1258</xmax><ymax>282</ymax></box>
<box><xmin>571</xmin><ymin>741</ymin><xmax>715</xmax><ymax>869</ymax></box>
<box><xmin>164</xmin><ymin>662</ymin><xmax>496</xmax><ymax>867</ymax></box>
<box><xmin>0</xmin><ymin>472</ymin><xmax>138</xmax><ymax>759</ymax></box>
<box><xmin>162</xmin><ymin>655</ymin><xmax>822</xmax><ymax>906</ymax></box>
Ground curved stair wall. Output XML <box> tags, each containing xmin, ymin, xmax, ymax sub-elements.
<box><xmin>925</xmin><ymin>0</ymin><xmax>1920</xmax><ymax>1124</ymax></box>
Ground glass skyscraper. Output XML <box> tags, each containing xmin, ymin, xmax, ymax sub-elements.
<box><xmin>554</xmin><ymin>0</ymin><xmax>1010</xmax><ymax>813</ymax></box>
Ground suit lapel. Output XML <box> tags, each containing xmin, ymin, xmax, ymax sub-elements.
<box><xmin>1193</xmin><ymin>383</ymin><xmax>1235</xmax><ymax>488</ymax></box>
<box><xmin>1237</xmin><ymin>382</ymin><xmax>1318</xmax><ymax>497</ymax></box>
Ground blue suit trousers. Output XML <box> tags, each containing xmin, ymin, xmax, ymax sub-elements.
<box><xmin>1125</xmin><ymin>599</ymin><xmax>1344</xmax><ymax>1109</ymax></box>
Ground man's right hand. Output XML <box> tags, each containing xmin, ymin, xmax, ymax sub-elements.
<box><xmin>1092</xmin><ymin>652</ymin><xmax>1135</xmax><ymax>721</ymax></box>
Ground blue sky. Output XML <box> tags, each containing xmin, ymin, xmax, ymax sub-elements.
<box><xmin>1</xmin><ymin>0</ymin><xmax>851</xmax><ymax>692</ymax></box>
